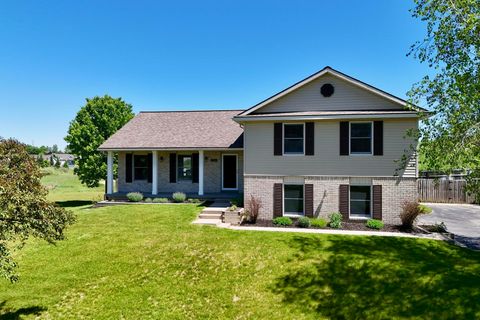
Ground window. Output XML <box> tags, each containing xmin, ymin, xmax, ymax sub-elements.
<box><xmin>177</xmin><ymin>155</ymin><xmax>192</xmax><ymax>180</ymax></box>
<box><xmin>134</xmin><ymin>155</ymin><xmax>148</xmax><ymax>180</ymax></box>
<box><xmin>283</xmin><ymin>124</ymin><xmax>304</xmax><ymax>154</ymax></box>
<box><xmin>350</xmin><ymin>122</ymin><xmax>372</xmax><ymax>154</ymax></box>
<box><xmin>284</xmin><ymin>184</ymin><xmax>304</xmax><ymax>215</ymax></box>
<box><xmin>350</xmin><ymin>185</ymin><xmax>372</xmax><ymax>218</ymax></box>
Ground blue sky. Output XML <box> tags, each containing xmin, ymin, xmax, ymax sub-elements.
<box><xmin>0</xmin><ymin>0</ymin><xmax>430</xmax><ymax>149</ymax></box>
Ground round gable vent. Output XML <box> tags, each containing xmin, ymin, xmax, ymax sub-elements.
<box><xmin>321</xmin><ymin>83</ymin><xmax>334</xmax><ymax>97</ymax></box>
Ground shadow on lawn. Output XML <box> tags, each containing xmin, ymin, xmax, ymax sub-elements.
<box><xmin>272</xmin><ymin>236</ymin><xmax>480</xmax><ymax>319</ymax></box>
<box><xmin>55</xmin><ymin>200</ymin><xmax>94</xmax><ymax>208</ymax></box>
<box><xmin>0</xmin><ymin>301</ymin><xmax>46</xmax><ymax>320</ymax></box>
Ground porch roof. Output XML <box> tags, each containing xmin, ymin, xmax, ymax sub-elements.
<box><xmin>99</xmin><ymin>110</ymin><xmax>244</xmax><ymax>151</ymax></box>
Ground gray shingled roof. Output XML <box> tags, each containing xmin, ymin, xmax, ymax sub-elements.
<box><xmin>98</xmin><ymin>110</ymin><xmax>244</xmax><ymax>150</ymax></box>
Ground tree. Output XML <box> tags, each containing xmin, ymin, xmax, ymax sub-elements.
<box><xmin>408</xmin><ymin>0</ymin><xmax>480</xmax><ymax>202</ymax></box>
<box><xmin>65</xmin><ymin>95</ymin><xmax>134</xmax><ymax>187</ymax></box>
<box><xmin>52</xmin><ymin>144</ymin><xmax>59</xmax><ymax>153</ymax></box>
<box><xmin>0</xmin><ymin>139</ymin><xmax>75</xmax><ymax>282</ymax></box>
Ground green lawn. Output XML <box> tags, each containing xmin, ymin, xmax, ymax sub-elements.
<box><xmin>1</xmin><ymin>170</ymin><xmax>480</xmax><ymax>319</ymax></box>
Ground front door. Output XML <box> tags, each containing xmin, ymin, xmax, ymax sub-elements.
<box><xmin>222</xmin><ymin>154</ymin><xmax>238</xmax><ymax>190</ymax></box>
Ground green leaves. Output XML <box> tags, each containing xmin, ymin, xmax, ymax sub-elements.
<box><xmin>65</xmin><ymin>95</ymin><xmax>134</xmax><ymax>188</ymax></box>
<box><xmin>0</xmin><ymin>139</ymin><xmax>76</xmax><ymax>282</ymax></box>
<box><xmin>409</xmin><ymin>0</ymin><xmax>480</xmax><ymax>200</ymax></box>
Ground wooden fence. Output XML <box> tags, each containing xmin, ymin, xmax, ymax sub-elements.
<box><xmin>417</xmin><ymin>179</ymin><xmax>476</xmax><ymax>203</ymax></box>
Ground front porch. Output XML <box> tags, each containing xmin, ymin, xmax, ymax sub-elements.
<box><xmin>105</xmin><ymin>149</ymin><xmax>244</xmax><ymax>198</ymax></box>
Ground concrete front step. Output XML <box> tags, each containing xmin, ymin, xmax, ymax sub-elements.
<box><xmin>199</xmin><ymin>213</ymin><xmax>222</xmax><ymax>219</ymax></box>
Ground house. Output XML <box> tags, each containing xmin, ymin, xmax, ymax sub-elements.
<box><xmin>99</xmin><ymin>66</ymin><xmax>423</xmax><ymax>224</ymax></box>
<box><xmin>32</xmin><ymin>153</ymin><xmax>75</xmax><ymax>168</ymax></box>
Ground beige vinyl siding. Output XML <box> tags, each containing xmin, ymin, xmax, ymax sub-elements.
<box><xmin>254</xmin><ymin>74</ymin><xmax>404</xmax><ymax>114</ymax></box>
<box><xmin>244</xmin><ymin>119</ymin><xmax>417</xmax><ymax>177</ymax></box>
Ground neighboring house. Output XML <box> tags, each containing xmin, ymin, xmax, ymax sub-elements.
<box><xmin>99</xmin><ymin>66</ymin><xmax>423</xmax><ymax>224</ymax></box>
<box><xmin>32</xmin><ymin>153</ymin><xmax>75</xmax><ymax>167</ymax></box>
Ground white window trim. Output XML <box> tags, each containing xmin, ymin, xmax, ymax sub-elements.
<box><xmin>283</xmin><ymin>183</ymin><xmax>305</xmax><ymax>216</ymax></box>
<box><xmin>221</xmin><ymin>154</ymin><xmax>238</xmax><ymax>190</ymax></box>
<box><xmin>282</xmin><ymin>123</ymin><xmax>305</xmax><ymax>156</ymax></box>
<box><xmin>349</xmin><ymin>121</ymin><xmax>373</xmax><ymax>156</ymax></box>
<box><xmin>349</xmin><ymin>184</ymin><xmax>373</xmax><ymax>220</ymax></box>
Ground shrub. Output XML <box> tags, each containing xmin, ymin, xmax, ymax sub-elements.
<box><xmin>329</xmin><ymin>212</ymin><xmax>342</xmax><ymax>229</ymax></box>
<box><xmin>311</xmin><ymin>218</ymin><xmax>328</xmax><ymax>228</ymax></box>
<box><xmin>144</xmin><ymin>198</ymin><xmax>153</xmax><ymax>203</ymax></box>
<box><xmin>366</xmin><ymin>219</ymin><xmax>384</xmax><ymax>230</ymax></box>
<box><xmin>63</xmin><ymin>161</ymin><xmax>69</xmax><ymax>169</ymax></box>
<box><xmin>153</xmin><ymin>198</ymin><xmax>169</xmax><ymax>203</ymax></box>
<box><xmin>187</xmin><ymin>198</ymin><xmax>202</xmax><ymax>204</ymax></box>
<box><xmin>172</xmin><ymin>192</ymin><xmax>186</xmax><ymax>203</ymax></box>
<box><xmin>432</xmin><ymin>221</ymin><xmax>448</xmax><ymax>233</ymax></box>
<box><xmin>419</xmin><ymin>204</ymin><xmax>432</xmax><ymax>214</ymax></box>
<box><xmin>273</xmin><ymin>217</ymin><xmax>293</xmax><ymax>226</ymax></box>
<box><xmin>244</xmin><ymin>195</ymin><xmax>262</xmax><ymax>223</ymax></box>
<box><xmin>230</xmin><ymin>194</ymin><xmax>244</xmax><ymax>207</ymax></box>
<box><xmin>400</xmin><ymin>201</ymin><xmax>422</xmax><ymax>229</ymax></box>
<box><xmin>126</xmin><ymin>192</ymin><xmax>143</xmax><ymax>202</ymax></box>
<box><xmin>297</xmin><ymin>217</ymin><xmax>311</xmax><ymax>228</ymax></box>
<box><xmin>228</xmin><ymin>205</ymin><xmax>238</xmax><ymax>211</ymax></box>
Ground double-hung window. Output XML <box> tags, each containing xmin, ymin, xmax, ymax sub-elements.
<box><xmin>284</xmin><ymin>184</ymin><xmax>304</xmax><ymax>215</ymax></box>
<box><xmin>177</xmin><ymin>155</ymin><xmax>192</xmax><ymax>181</ymax></box>
<box><xmin>350</xmin><ymin>122</ymin><xmax>372</xmax><ymax>154</ymax></box>
<box><xmin>350</xmin><ymin>185</ymin><xmax>372</xmax><ymax>218</ymax></box>
<box><xmin>283</xmin><ymin>124</ymin><xmax>304</xmax><ymax>155</ymax></box>
<box><xmin>134</xmin><ymin>155</ymin><xmax>148</xmax><ymax>180</ymax></box>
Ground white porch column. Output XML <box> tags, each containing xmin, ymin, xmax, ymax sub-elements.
<box><xmin>152</xmin><ymin>150</ymin><xmax>158</xmax><ymax>195</ymax></box>
<box><xmin>198</xmin><ymin>150</ymin><xmax>204</xmax><ymax>196</ymax></box>
<box><xmin>107</xmin><ymin>151</ymin><xmax>113</xmax><ymax>194</ymax></box>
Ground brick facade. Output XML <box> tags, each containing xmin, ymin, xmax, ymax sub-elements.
<box><xmin>244</xmin><ymin>175</ymin><xmax>417</xmax><ymax>224</ymax></box>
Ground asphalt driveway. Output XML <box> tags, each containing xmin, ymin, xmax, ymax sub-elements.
<box><xmin>418</xmin><ymin>203</ymin><xmax>480</xmax><ymax>249</ymax></box>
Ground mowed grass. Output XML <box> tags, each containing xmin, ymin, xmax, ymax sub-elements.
<box><xmin>1</xmin><ymin>170</ymin><xmax>480</xmax><ymax>319</ymax></box>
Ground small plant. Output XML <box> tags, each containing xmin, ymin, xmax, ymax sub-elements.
<box><xmin>366</xmin><ymin>219</ymin><xmax>384</xmax><ymax>230</ymax></box>
<box><xmin>329</xmin><ymin>212</ymin><xmax>342</xmax><ymax>229</ymax></box>
<box><xmin>228</xmin><ymin>205</ymin><xmax>238</xmax><ymax>211</ymax></box>
<box><xmin>311</xmin><ymin>218</ymin><xmax>327</xmax><ymax>228</ymax></box>
<box><xmin>273</xmin><ymin>217</ymin><xmax>293</xmax><ymax>226</ymax></box>
<box><xmin>172</xmin><ymin>192</ymin><xmax>186</xmax><ymax>203</ymax></box>
<box><xmin>126</xmin><ymin>192</ymin><xmax>143</xmax><ymax>202</ymax></box>
<box><xmin>297</xmin><ymin>217</ymin><xmax>311</xmax><ymax>228</ymax></box>
<box><xmin>187</xmin><ymin>198</ymin><xmax>202</xmax><ymax>204</ymax></box>
<box><xmin>153</xmin><ymin>198</ymin><xmax>169</xmax><ymax>203</ymax></box>
<box><xmin>244</xmin><ymin>195</ymin><xmax>262</xmax><ymax>223</ymax></box>
<box><xmin>419</xmin><ymin>204</ymin><xmax>432</xmax><ymax>214</ymax></box>
<box><xmin>400</xmin><ymin>201</ymin><xmax>422</xmax><ymax>229</ymax></box>
<box><xmin>432</xmin><ymin>221</ymin><xmax>448</xmax><ymax>233</ymax></box>
<box><xmin>144</xmin><ymin>198</ymin><xmax>153</xmax><ymax>203</ymax></box>
<box><xmin>230</xmin><ymin>194</ymin><xmax>244</xmax><ymax>207</ymax></box>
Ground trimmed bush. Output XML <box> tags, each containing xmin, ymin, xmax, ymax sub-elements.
<box><xmin>311</xmin><ymin>218</ymin><xmax>328</xmax><ymax>228</ymax></box>
<box><xmin>366</xmin><ymin>219</ymin><xmax>384</xmax><ymax>230</ymax></box>
<box><xmin>153</xmin><ymin>198</ymin><xmax>169</xmax><ymax>203</ymax></box>
<box><xmin>400</xmin><ymin>201</ymin><xmax>422</xmax><ymax>229</ymax></box>
<box><xmin>144</xmin><ymin>198</ymin><xmax>153</xmax><ymax>203</ymax></box>
<box><xmin>187</xmin><ymin>198</ymin><xmax>202</xmax><ymax>204</ymax></box>
<box><xmin>273</xmin><ymin>217</ymin><xmax>293</xmax><ymax>226</ymax></box>
<box><xmin>126</xmin><ymin>192</ymin><xmax>143</xmax><ymax>202</ymax></box>
<box><xmin>297</xmin><ymin>217</ymin><xmax>311</xmax><ymax>228</ymax></box>
<box><xmin>172</xmin><ymin>192</ymin><xmax>186</xmax><ymax>203</ymax></box>
<box><xmin>329</xmin><ymin>212</ymin><xmax>342</xmax><ymax>229</ymax></box>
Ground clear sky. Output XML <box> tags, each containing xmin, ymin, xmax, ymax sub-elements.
<box><xmin>0</xmin><ymin>0</ymin><xmax>430</xmax><ymax>149</ymax></box>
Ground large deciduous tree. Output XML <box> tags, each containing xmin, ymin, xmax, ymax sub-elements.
<box><xmin>409</xmin><ymin>0</ymin><xmax>480</xmax><ymax>201</ymax></box>
<box><xmin>65</xmin><ymin>95</ymin><xmax>134</xmax><ymax>188</ymax></box>
<box><xmin>0</xmin><ymin>139</ymin><xmax>75</xmax><ymax>282</ymax></box>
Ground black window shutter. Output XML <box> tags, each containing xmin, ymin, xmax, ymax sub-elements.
<box><xmin>305</xmin><ymin>122</ymin><xmax>315</xmax><ymax>156</ymax></box>
<box><xmin>304</xmin><ymin>184</ymin><xmax>314</xmax><ymax>217</ymax></box>
<box><xmin>273</xmin><ymin>183</ymin><xmax>283</xmax><ymax>218</ymax></box>
<box><xmin>373</xmin><ymin>185</ymin><xmax>382</xmax><ymax>220</ymax></box>
<box><xmin>169</xmin><ymin>153</ymin><xmax>176</xmax><ymax>183</ymax></box>
<box><xmin>339</xmin><ymin>184</ymin><xmax>349</xmax><ymax>220</ymax></box>
<box><xmin>125</xmin><ymin>153</ymin><xmax>132</xmax><ymax>183</ymax></box>
<box><xmin>147</xmin><ymin>153</ymin><xmax>153</xmax><ymax>183</ymax></box>
<box><xmin>374</xmin><ymin>121</ymin><xmax>384</xmax><ymax>156</ymax></box>
<box><xmin>339</xmin><ymin>121</ymin><xmax>349</xmax><ymax>156</ymax></box>
<box><xmin>192</xmin><ymin>153</ymin><xmax>199</xmax><ymax>183</ymax></box>
<box><xmin>274</xmin><ymin>123</ymin><xmax>283</xmax><ymax>156</ymax></box>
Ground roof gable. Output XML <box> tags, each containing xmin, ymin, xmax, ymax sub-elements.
<box><xmin>239</xmin><ymin>67</ymin><xmax>417</xmax><ymax>116</ymax></box>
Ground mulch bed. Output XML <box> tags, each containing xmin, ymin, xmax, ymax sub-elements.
<box><xmin>242</xmin><ymin>219</ymin><xmax>430</xmax><ymax>234</ymax></box>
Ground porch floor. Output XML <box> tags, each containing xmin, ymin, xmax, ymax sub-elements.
<box><xmin>106</xmin><ymin>191</ymin><xmax>241</xmax><ymax>201</ymax></box>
